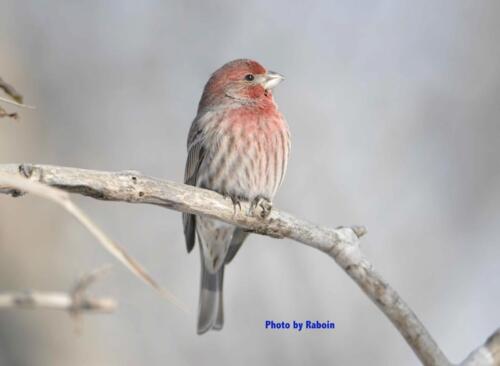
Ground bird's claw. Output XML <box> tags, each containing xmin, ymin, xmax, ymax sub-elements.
<box><xmin>224</xmin><ymin>193</ymin><xmax>242</xmax><ymax>215</ymax></box>
<box><xmin>231</xmin><ymin>196</ymin><xmax>242</xmax><ymax>212</ymax></box>
<box><xmin>250</xmin><ymin>196</ymin><xmax>272</xmax><ymax>218</ymax></box>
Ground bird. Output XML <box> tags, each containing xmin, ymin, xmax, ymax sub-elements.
<box><xmin>183</xmin><ymin>59</ymin><xmax>290</xmax><ymax>334</ymax></box>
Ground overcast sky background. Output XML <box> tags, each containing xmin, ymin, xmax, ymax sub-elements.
<box><xmin>1</xmin><ymin>1</ymin><xmax>500</xmax><ymax>365</ymax></box>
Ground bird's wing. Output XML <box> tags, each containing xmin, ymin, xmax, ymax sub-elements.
<box><xmin>224</xmin><ymin>228</ymin><xmax>249</xmax><ymax>264</ymax></box>
<box><xmin>183</xmin><ymin>122</ymin><xmax>206</xmax><ymax>253</ymax></box>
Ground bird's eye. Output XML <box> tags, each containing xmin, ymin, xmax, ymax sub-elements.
<box><xmin>244</xmin><ymin>74</ymin><xmax>254</xmax><ymax>81</ymax></box>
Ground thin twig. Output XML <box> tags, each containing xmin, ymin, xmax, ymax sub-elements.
<box><xmin>0</xmin><ymin>95</ymin><xmax>35</xmax><ymax>109</ymax></box>
<box><xmin>0</xmin><ymin>292</ymin><xmax>115</xmax><ymax>312</ymax></box>
<box><xmin>0</xmin><ymin>267</ymin><xmax>116</xmax><ymax>313</ymax></box>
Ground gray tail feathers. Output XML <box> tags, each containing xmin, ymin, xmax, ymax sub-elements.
<box><xmin>197</xmin><ymin>259</ymin><xmax>224</xmax><ymax>334</ymax></box>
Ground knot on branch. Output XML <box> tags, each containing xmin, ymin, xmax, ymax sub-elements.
<box><xmin>19</xmin><ymin>163</ymin><xmax>35</xmax><ymax>178</ymax></box>
<box><xmin>69</xmin><ymin>265</ymin><xmax>115</xmax><ymax>318</ymax></box>
<box><xmin>12</xmin><ymin>291</ymin><xmax>37</xmax><ymax>307</ymax></box>
<box><xmin>351</xmin><ymin>225</ymin><xmax>367</xmax><ymax>238</ymax></box>
<box><xmin>0</xmin><ymin>164</ymin><xmax>39</xmax><ymax>197</ymax></box>
<box><xmin>326</xmin><ymin>226</ymin><xmax>366</xmax><ymax>271</ymax></box>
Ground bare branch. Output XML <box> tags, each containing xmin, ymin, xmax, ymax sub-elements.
<box><xmin>0</xmin><ymin>267</ymin><xmax>116</xmax><ymax>314</ymax></box>
<box><xmin>0</xmin><ymin>170</ymin><xmax>188</xmax><ymax>313</ymax></box>
<box><xmin>0</xmin><ymin>291</ymin><xmax>115</xmax><ymax>313</ymax></box>
<box><xmin>0</xmin><ymin>95</ymin><xmax>35</xmax><ymax>109</ymax></box>
<box><xmin>0</xmin><ymin>164</ymin><xmax>467</xmax><ymax>365</ymax></box>
<box><xmin>461</xmin><ymin>329</ymin><xmax>500</xmax><ymax>366</ymax></box>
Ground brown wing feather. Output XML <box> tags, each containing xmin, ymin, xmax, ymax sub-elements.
<box><xmin>224</xmin><ymin>228</ymin><xmax>249</xmax><ymax>264</ymax></box>
<box><xmin>183</xmin><ymin>134</ymin><xmax>205</xmax><ymax>252</ymax></box>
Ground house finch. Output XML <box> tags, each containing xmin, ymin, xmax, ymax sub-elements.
<box><xmin>183</xmin><ymin>59</ymin><xmax>290</xmax><ymax>334</ymax></box>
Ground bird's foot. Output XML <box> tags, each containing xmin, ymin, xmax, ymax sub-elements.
<box><xmin>224</xmin><ymin>193</ymin><xmax>243</xmax><ymax>215</ymax></box>
<box><xmin>250</xmin><ymin>196</ymin><xmax>272</xmax><ymax>218</ymax></box>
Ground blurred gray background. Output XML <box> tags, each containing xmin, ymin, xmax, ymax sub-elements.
<box><xmin>1</xmin><ymin>1</ymin><xmax>499</xmax><ymax>365</ymax></box>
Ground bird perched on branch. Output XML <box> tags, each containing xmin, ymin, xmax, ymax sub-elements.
<box><xmin>183</xmin><ymin>59</ymin><xmax>290</xmax><ymax>334</ymax></box>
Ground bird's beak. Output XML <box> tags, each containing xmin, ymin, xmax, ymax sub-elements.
<box><xmin>262</xmin><ymin>71</ymin><xmax>285</xmax><ymax>90</ymax></box>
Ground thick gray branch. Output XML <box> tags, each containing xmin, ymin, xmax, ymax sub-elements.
<box><xmin>462</xmin><ymin>329</ymin><xmax>500</xmax><ymax>366</ymax></box>
<box><xmin>0</xmin><ymin>163</ymin><xmax>496</xmax><ymax>365</ymax></box>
